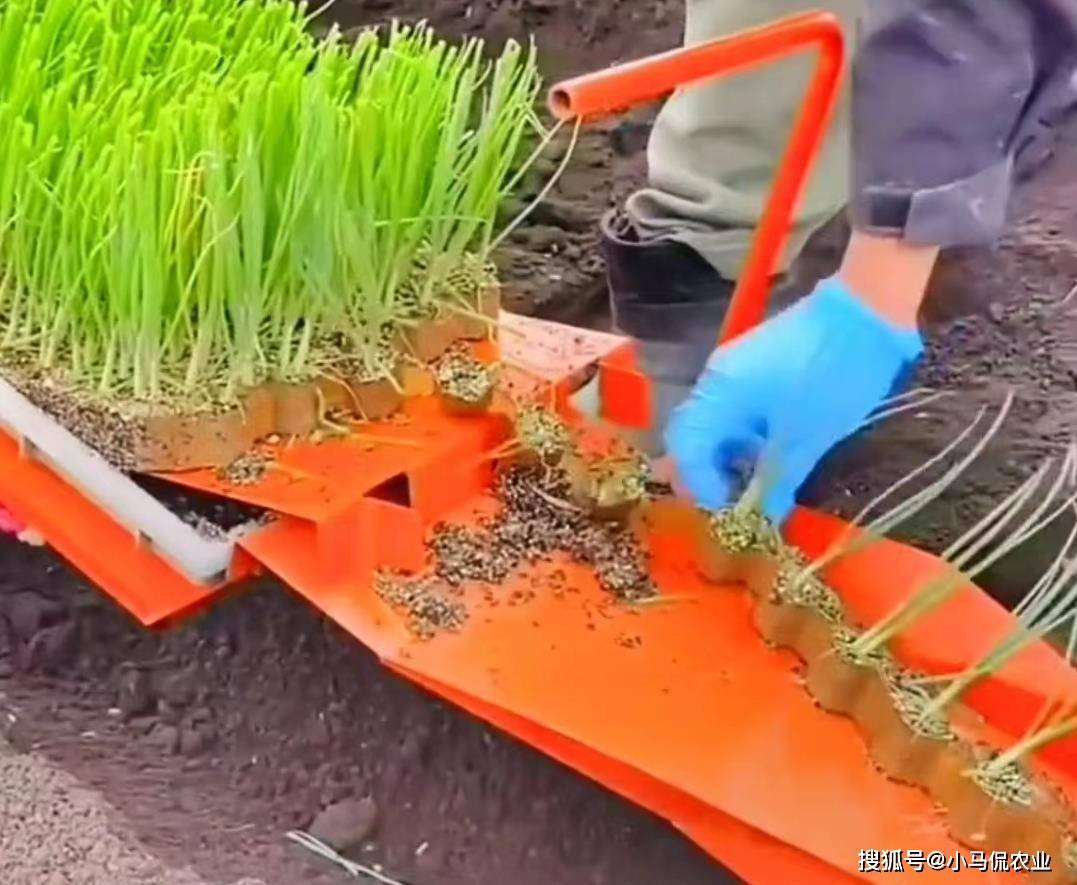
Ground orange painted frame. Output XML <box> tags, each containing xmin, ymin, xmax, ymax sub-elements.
<box><xmin>0</xmin><ymin>432</ymin><xmax>251</xmax><ymax>626</ymax></box>
<box><xmin>240</xmin><ymin>457</ymin><xmax>1070</xmax><ymax>885</ymax></box>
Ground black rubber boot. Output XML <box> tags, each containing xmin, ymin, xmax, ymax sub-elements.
<box><xmin>598</xmin><ymin>207</ymin><xmax>846</xmax><ymax>445</ymax></box>
<box><xmin>601</xmin><ymin>209</ymin><xmax>734</xmax><ymax>356</ymax></box>
<box><xmin>600</xmin><ymin>209</ymin><xmax>735</xmax><ymax>447</ymax></box>
<box><xmin>600</xmin><ymin>209</ymin><xmax>735</xmax><ymax>446</ymax></box>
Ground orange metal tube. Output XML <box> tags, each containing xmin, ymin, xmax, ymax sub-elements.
<box><xmin>548</xmin><ymin>11</ymin><xmax>846</xmax><ymax>345</ymax></box>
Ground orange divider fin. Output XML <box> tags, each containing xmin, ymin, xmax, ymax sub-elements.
<box><xmin>597</xmin><ymin>343</ymin><xmax>653</xmax><ymax>430</ymax></box>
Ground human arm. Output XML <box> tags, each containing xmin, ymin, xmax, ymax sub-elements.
<box><xmin>667</xmin><ymin>0</ymin><xmax>1077</xmax><ymax>524</ymax></box>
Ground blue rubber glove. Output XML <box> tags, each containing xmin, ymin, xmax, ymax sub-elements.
<box><xmin>664</xmin><ymin>277</ymin><xmax>923</xmax><ymax>524</ymax></box>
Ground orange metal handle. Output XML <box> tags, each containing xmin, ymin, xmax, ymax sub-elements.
<box><xmin>548</xmin><ymin>11</ymin><xmax>846</xmax><ymax>345</ymax></box>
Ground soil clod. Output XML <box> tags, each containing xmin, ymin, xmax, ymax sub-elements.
<box><xmin>436</xmin><ymin>351</ymin><xmax>497</xmax><ymax>409</ymax></box>
<box><xmin>116</xmin><ymin>669</ymin><xmax>156</xmax><ymax>721</ymax></box>
<box><xmin>308</xmin><ymin>796</ymin><xmax>380</xmax><ymax>851</ymax></box>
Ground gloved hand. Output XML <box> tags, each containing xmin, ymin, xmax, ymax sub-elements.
<box><xmin>665</xmin><ymin>277</ymin><xmax>923</xmax><ymax>524</ymax></box>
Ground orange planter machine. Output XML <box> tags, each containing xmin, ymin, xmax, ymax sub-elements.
<box><xmin>2</xmin><ymin>12</ymin><xmax>1075</xmax><ymax>884</ymax></box>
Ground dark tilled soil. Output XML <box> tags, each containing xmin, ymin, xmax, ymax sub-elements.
<box><xmin>0</xmin><ymin>551</ymin><xmax>730</xmax><ymax>885</ymax></box>
<box><xmin>131</xmin><ymin>474</ymin><xmax>270</xmax><ymax>534</ymax></box>
<box><xmin>5</xmin><ymin>1</ymin><xmax>1077</xmax><ymax>884</ymax></box>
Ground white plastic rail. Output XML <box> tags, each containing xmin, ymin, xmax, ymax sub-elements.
<box><xmin>0</xmin><ymin>376</ymin><xmax>235</xmax><ymax>584</ymax></box>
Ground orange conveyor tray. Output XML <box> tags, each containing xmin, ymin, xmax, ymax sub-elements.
<box><xmin>236</xmin><ymin>485</ymin><xmax>1077</xmax><ymax>885</ymax></box>
<box><xmin>3</xmin><ymin>12</ymin><xmax>1077</xmax><ymax>883</ymax></box>
<box><xmin>4</xmin><ymin>315</ymin><xmax>1077</xmax><ymax>884</ymax></box>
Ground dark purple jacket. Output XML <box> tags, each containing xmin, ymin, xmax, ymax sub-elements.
<box><xmin>853</xmin><ymin>0</ymin><xmax>1077</xmax><ymax>246</ymax></box>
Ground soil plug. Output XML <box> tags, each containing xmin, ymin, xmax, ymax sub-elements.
<box><xmin>695</xmin><ymin>474</ymin><xmax>780</xmax><ymax>586</ymax></box>
<box><xmin>853</xmin><ymin>663</ymin><xmax>976</xmax><ymax>799</ymax></box>
<box><xmin>803</xmin><ymin>625</ymin><xmax>893</xmax><ymax>717</ymax></box>
<box><xmin>571</xmin><ymin>455</ymin><xmax>651</xmax><ymax>523</ymax></box>
<box><xmin>945</xmin><ymin>737</ymin><xmax>1076</xmax><ymax>858</ymax></box>
<box><xmin>436</xmin><ymin>351</ymin><xmax>497</xmax><ymax>414</ymax></box>
<box><xmin>489</xmin><ymin>405</ymin><xmax>574</xmax><ymax>470</ymax></box>
<box><xmin>752</xmin><ymin>547</ymin><xmax>844</xmax><ymax>661</ymax></box>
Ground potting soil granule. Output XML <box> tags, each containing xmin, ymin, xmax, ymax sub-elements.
<box><xmin>708</xmin><ymin>507</ymin><xmax>779</xmax><ymax>555</ymax></box>
<box><xmin>971</xmin><ymin>757</ymin><xmax>1036</xmax><ymax>807</ymax></box>
<box><xmin>376</xmin><ymin>466</ymin><xmax>657</xmax><ymax>638</ymax></box>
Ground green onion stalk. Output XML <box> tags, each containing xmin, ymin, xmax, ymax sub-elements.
<box><xmin>852</xmin><ymin>443</ymin><xmax>1077</xmax><ymax>658</ymax></box>
<box><xmin>0</xmin><ymin>0</ymin><xmax>542</xmax><ymax>411</ymax></box>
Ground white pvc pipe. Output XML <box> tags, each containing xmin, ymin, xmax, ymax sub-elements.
<box><xmin>0</xmin><ymin>377</ymin><xmax>235</xmax><ymax>584</ymax></box>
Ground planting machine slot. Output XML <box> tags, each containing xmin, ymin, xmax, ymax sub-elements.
<box><xmin>366</xmin><ymin>473</ymin><xmax>413</xmax><ymax>508</ymax></box>
<box><xmin>0</xmin><ymin>377</ymin><xmax>234</xmax><ymax>585</ymax></box>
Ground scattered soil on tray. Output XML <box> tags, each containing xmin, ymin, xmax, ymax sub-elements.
<box><xmin>0</xmin><ymin>359</ymin><xmax>153</xmax><ymax>471</ymax></box>
<box><xmin>6</xmin><ymin>2</ymin><xmax>1077</xmax><ymax>885</ymax></box>
<box><xmin>378</xmin><ymin>465</ymin><xmax>655</xmax><ymax>638</ymax></box>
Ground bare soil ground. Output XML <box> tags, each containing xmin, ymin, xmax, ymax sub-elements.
<box><xmin>4</xmin><ymin>1</ymin><xmax>1077</xmax><ymax>884</ymax></box>
<box><xmin>0</xmin><ymin>735</ymin><xmax>262</xmax><ymax>885</ymax></box>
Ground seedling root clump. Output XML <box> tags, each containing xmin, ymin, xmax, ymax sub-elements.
<box><xmin>0</xmin><ymin>0</ymin><xmax>541</xmax><ymax>466</ymax></box>
<box><xmin>695</xmin><ymin>394</ymin><xmax>1077</xmax><ymax>858</ymax></box>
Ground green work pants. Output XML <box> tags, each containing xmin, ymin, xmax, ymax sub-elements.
<box><xmin>625</xmin><ymin>0</ymin><xmax>862</xmax><ymax>282</ymax></box>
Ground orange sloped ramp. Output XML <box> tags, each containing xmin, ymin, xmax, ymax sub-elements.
<box><xmin>400</xmin><ymin>667</ymin><xmax>861</xmax><ymax>885</ymax></box>
<box><xmin>242</xmin><ymin>483</ymin><xmax>1071</xmax><ymax>883</ymax></box>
